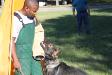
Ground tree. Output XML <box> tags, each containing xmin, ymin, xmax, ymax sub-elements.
<box><xmin>56</xmin><ymin>0</ymin><xmax>59</xmax><ymax>6</ymax></box>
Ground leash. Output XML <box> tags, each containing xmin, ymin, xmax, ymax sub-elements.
<box><xmin>33</xmin><ymin>56</ymin><xmax>46</xmax><ymax>75</ymax></box>
<box><xmin>19</xmin><ymin>69</ymin><xmax>25</xmax><ymax>75</ymax></box>
<box><xmin>40</xmin><ymin>58</ymin><xmax>46</xmax><ymax>75</ymax></box>
<box><xmin>16</xmin><ymin>68</ymin><xmax>25</xmax><ymax>75</ymax></box>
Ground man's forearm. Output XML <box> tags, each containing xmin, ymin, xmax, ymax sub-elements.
<box><xmin>11</xmin><ymin>38</ymin><xmax>18</xmax><ymax>62</ymax></box>
<box><xmin>11</xmin><ymin>37</ymin><xmax>21</xmax><ymax>69</ymax></box>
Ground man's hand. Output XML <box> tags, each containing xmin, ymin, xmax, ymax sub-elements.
<box><xmin>73</xmin><ymin>9</ymin><xmax>77</xmax><ymax>16</ymax></box>
<box><xmin>73</xmin><ymin>11</ymin><xmax>75</xmax><ymax>16</ymax></box>
<box><xmin>13</xmin><ymin>59</ymin><xmax>21</xmax><ymax>70</ymax></box>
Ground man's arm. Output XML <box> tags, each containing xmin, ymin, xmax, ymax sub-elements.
<box><xmin>86</xmin><ymin>1</ymin><xmax>90</xmax><ymax>15</ymax></box>
<box><xmin>87</xmin><ymin>6</ymin><xmax>90</xmax><ymax>15</ymax></box>
<box><xmin>11</xmin><ymin>37</ymin><xmax>21</xmax><ymax>70</ymax></box>
<box><xmin>72</xmin><ymin>0</ymin><xmax>77</xmax><ymax>16</ymax></box>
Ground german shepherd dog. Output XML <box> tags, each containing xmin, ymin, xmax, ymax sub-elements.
<box><xmin>46</xmin><ymin>61</ymin><xmax>87</xmax><ymax>75</ymax></box>
<box><xmin>41</xmin><ymin>42</ymin><xmax>87</xmax><ymax>75</ymax></box>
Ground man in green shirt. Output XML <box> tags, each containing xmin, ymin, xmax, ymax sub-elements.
<box><xmin>12</xmin><ymin>0</ymin><xmax>43</xmax><ymax>75</ymax></box>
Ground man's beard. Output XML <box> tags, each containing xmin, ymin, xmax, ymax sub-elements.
<box><xmin>27</xmin><ymin>16</ymin><xmax>35</xmax><ymax>20</ymax></box>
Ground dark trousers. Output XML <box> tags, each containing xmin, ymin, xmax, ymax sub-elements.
<box><xmin>76</xmin><ymin>11</ymin><xmax>90</xmax><ymax>34</ymax></box>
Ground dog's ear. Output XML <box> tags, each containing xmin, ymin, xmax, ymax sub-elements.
<box><xmin>54</xmin><ymin>48</ymin><xmax>61</xmax><ymax>56</ymax></box>
<box><xmin>51</xmin><ymin>48</ymin><xmax>61</xmax><ymax>59</ymax></box>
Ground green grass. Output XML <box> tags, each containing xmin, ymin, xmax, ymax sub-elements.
<box><xmin>38</xmin><ymin>8</ymin><xmax>112</xmax><ymax>75</ymax></box>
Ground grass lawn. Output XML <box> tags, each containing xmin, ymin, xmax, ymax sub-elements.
<box><xmin>38</xmin><ymin>8</ymin><xmax>112</xmax><ymax>75</ymax></box>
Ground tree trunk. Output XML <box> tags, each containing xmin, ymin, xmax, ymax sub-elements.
<box><xmin>56</xmin><ymin>0</ymin><xmax>59</xmax><ymax>6</ymax></box>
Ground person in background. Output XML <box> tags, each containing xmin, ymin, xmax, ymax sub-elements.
<box><xmin>72</xmin><ymin>0</ymin><xmax>91</xmax><ymax>34</ymax></box>
<box><xmin>11</xmin><ymin>0</ymin><xmax>43</xmax><ymax>75</ymax></box>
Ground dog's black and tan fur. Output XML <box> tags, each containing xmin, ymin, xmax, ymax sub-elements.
<box><xmin>46</xmin><ymin>62</ymin><xmax>87</xmax><ymax>75</ymax></box>
<box><xmin>40</xmin><ymin>41</ymin><xmax>87</xmax><ymax>75</ymax></box>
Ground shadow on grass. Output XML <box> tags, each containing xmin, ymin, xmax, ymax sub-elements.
<box><xmin>43</xmin><ymin>15</ymin><xmax>76</xmax><ymax>38</ymax></box>
<box><xmin>94</xmin><ymin>8</ymin><xmax>112</xmax><ymax>13</ymax></box>
<box><xmin>42</xmin><ymin>10</ymin><xmax>112</xmax><ymax>73</ymax></box>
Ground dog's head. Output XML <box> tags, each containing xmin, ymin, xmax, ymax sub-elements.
<box><xmin>41</xmin><ymin>41</ymin><xmax>61</xmax><ymax>60</ymax></box>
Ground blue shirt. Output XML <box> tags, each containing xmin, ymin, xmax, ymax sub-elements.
<box><xmin>72</xmin><ymin>0</ymin><xmax>88</xmax><ymax>12</ymax></box>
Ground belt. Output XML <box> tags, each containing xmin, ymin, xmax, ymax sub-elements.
<box><xmin>77</xmin><ymin>10</ymin><xmax>87</xmax><ymax>13</ymax></box>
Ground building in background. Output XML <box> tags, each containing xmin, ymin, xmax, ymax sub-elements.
<box><xmin>0</xmin><ymin>0</ymin><xmax>4</xmax><ymax>6</ymax></box>
<box><xmin>0</xmin><ymin>0</ymin><xmax>71</xmax><ymax>6</ymax></box>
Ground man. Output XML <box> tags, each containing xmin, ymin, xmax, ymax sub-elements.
<box><xmin>11</xmin><ymin>0</ymin><xmax>43</xmax><ymax>75</ymax></box>
<box><xmin>72</xmin><ymin>0</ymin><xmax>90</xmax><ymax>34</ymax></box>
